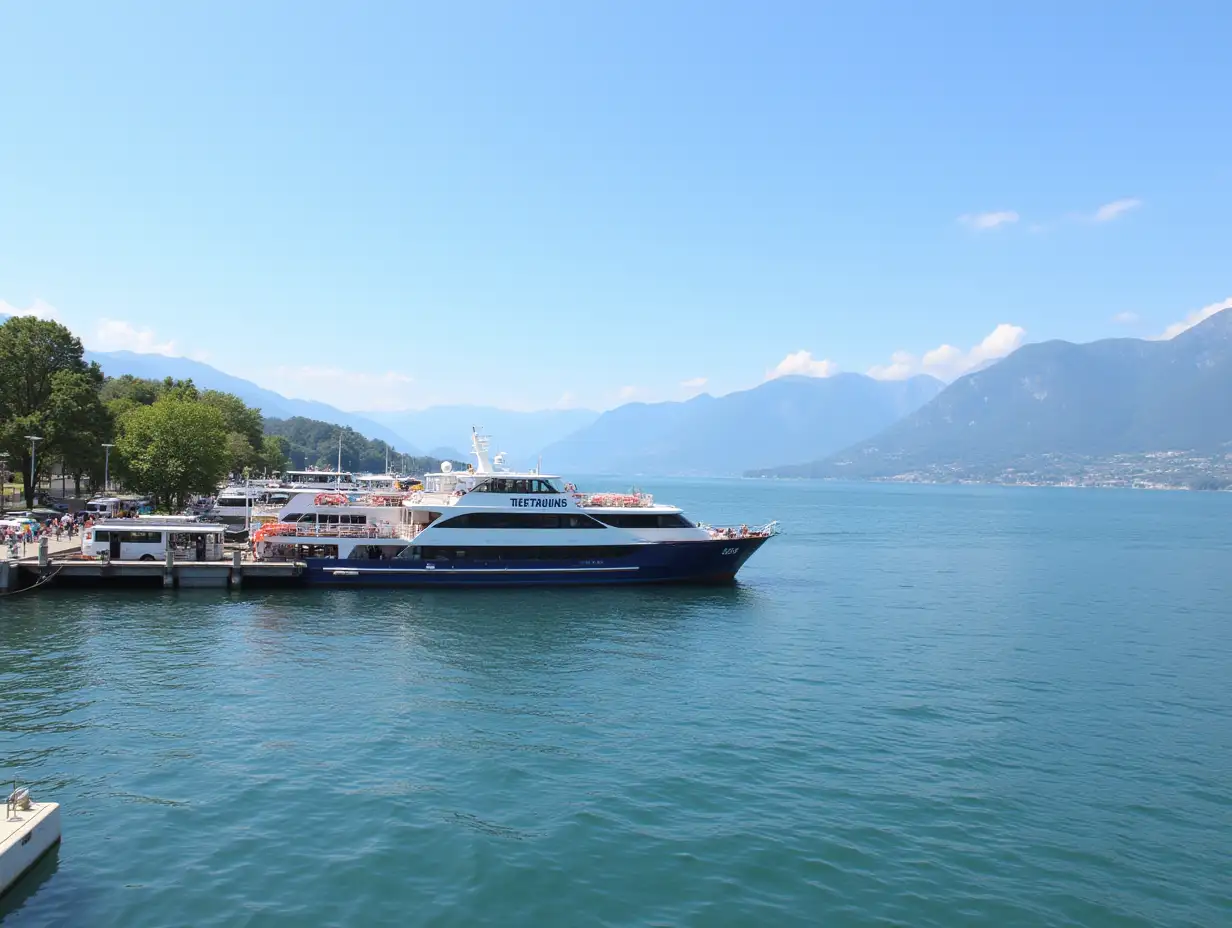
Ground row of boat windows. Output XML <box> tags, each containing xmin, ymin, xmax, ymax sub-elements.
<box><xmin>283</xmin><ymin>514</ymin><xmax>368</xmax><ymax>524</ymax></box>
<box><xmin>471</xmin><ymin>478</ymin><xmax>560</xmax><ymax>494</ymax></box>
<box><xmin>276</xmin><ymin>512</ymin><xmax>693</xmax><ymax>530</ymax></box>
<box><xmin>435</xmin><ymin>512</ymin><xmax>694</xmax><ymax>530</ymax></box>
<box><xmin>437</xmin><ymin>513</ymin><xmax>604</xmax><ymax>530</ymax></box>
<box><xmin>595</xmin><ymin>513</ymin><xmax>693</xmax><ymax>529</ymax></box>
<box><xmin>379</xmin><ymin>545</ymin><xmax>637</xmax><ymax>562</ymax></box>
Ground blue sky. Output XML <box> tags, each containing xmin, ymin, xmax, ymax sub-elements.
<box><xmin>3</xmin><ymin>1</ymin><xmax>1231</xmax><ymax>411</ymax></box>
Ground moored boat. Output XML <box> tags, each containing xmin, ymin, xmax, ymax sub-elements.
<box><xmin>251</xmin><ymin>431</ymin><xmax>777</xmax><ymax>586</ymax></box>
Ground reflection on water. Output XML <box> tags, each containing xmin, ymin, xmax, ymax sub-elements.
<box><xmin>0</xmin><ymin>843</ymin><xmax>60</xmax><ymax>922</ymax></box>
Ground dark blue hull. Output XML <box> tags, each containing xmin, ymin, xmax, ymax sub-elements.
<box><xmin>301</xmin><ymin>536</ymin><xmax>769</xmax><ymax>587</ymax></box>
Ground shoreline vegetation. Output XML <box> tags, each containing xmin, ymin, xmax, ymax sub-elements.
<box><xmin>0</xmin><ymin>316</ymin><xmax>450</xmax><ymax>510</ymax></box>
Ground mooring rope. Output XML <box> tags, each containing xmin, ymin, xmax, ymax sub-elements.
<box><xmin>0</xmin><ymin>564</ymin><xmax>63</xmax><ymax>598</ymax></box>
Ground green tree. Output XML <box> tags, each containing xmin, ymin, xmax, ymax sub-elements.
<box><xmin>115</xmin><ymin>397</ymin><xmax>229</xmax><ymax>510</ymax></box>
<box><xmin>259</xmin><ymin>434</ymin><xmax>290</xmax><ymax>474</ymax></box>
<box><xmin>201</xmin><ymin>390</ymin><xmax>264</xmax><ymax>475</ymax></box>
<box><xmin>46</xmin><ymin>370</ymin><xmax>114</xmax><ymax>497</ymax></box>
<box><xmin>0</xmin><ymin>316</ymin><xmax>106</xmax><ymax>506</ymax></box>
<box><xmin>99</xmin><ymin>374</ymin><xmax>165</xmax><ymax>406</ymax></box>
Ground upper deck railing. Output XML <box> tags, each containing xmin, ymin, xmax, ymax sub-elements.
<box><xmin>698</xmin><ymin>521</ymin><xmax>780</xmax><ymax>540</ymax></box>
<box><xmin>253</xmin><ymin>522</ymin><xmax>422</xmax><ymax>543</ymax></box>
<box><xmin>575</xmin><ymin>492</ymin><xmax>655</xmax><ymax>508</ymax></box>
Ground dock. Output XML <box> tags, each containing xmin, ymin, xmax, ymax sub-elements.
<box><xmin>1</xmin><ymin>790</ymin><xmax>60</xmax><ymax>898</ymax></box>
<box><xmin>2</xmin><ymin>536</ymin><xmax>306</xmax><ymax>592</ymax></box>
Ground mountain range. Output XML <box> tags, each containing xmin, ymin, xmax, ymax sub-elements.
<box><xmin>83</xmin><ymin>350</ymin><xmax>415</xmax><ymax>450</ymax></box>
<box><xmin>362</xmin><ymin>407</ymin><xmax>600</xmax><ymax>465</ymax></box>
<box><xmin>13</xmin><ymin>309</ymin><xmax>1231</xmax><ymax>481</ymax></box>
<box><xmin>78</xmin><ymin>349</ymin><xmax>597</xmax><ymax>462</ymax></box>
<box><xmin>540</xmin><ymin>374</ymin><xmax>944</xmax><ymax>475</ymax></box>
<box><xmin>753</xmin><ymin>307</ymin><xmax>1232</xmax><ymax>478</ymax></box>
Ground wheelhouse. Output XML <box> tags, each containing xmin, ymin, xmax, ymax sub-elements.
<box><xmin>282</xmin><ymin>470</ymin><xmax>357</xmax><ymax>489</ymax></box>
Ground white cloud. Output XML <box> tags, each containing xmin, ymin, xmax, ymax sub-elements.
<box><xmin>269</xmin><ymin>365</ymin><xmax>415</xmax><ymax>412</ymax></box>
<box><xmin>958</xmin><ymin>210</ymin><xmax>1019</xmax><ymax>231</ymax></box>
<box><xmin>1153</xmin><ymin>297</ymin><xmax>1232</xmax><ymax>341</ymax></box>
<box><xmin>868</xmin><ymin>323</ymin><xmax>1026</xmax><ymax>382</ymax></box>
<box><xmin>616</xmin><ymin>385</ymin><xmax>640</xmax><ymax>401</ymax></box>
<box><xmin>91</xmin><ymin>318</ymin><xmax>179</xmax><ymax>355</ymax></box>
<box><xmin>766</xmin><ymin>350</ymin><xmax>839</xmax><ymax>380</ymax></box>
<box><xmin>0</xmin><ymin>298</ymin><xmax>60</xmax><ymax>320</ymax></box>
<box><xmin>680</xmin><ymin>376</ymin><xmax>708</xmax><ymax>396</ymax></box>
<box><xmin>1092</xmin><ymin>198</ymin><xmax>1142</xmax><ymax>223</ymax></box>
<box><xmin>1112</xmin><ymin>311</ymin><xmax>1139</xmax><ymax>325</ymax></box>
<box><xmin>553</xmin><ymin>390</ymin><xmax>579</xmax><ymax>409</ymax></box>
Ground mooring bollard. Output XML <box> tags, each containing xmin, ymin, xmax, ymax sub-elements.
<box><xmin>164</xmin><ymin>547</ymin><xmax>174</xmax><ymax>588</ymax></box>
<box><xmin>38</xmin><ymin>536</ymin><xmax>49</xmax><ymax>568</ymax></box>
<box><xmin>230</xmin><ymin>549</ymin><xmax>242</xmax><ymax>590</ymax></box>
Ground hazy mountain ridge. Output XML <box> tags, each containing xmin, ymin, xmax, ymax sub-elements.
<box><xmin>362</xmin><ymin>407</ymin><xmax>600</xmax><ymax>468</ymax></box>
<box><xmin>80</xmin><ymin>350</ymin><xmax>598</xmax><ymax>461</ymax></box>
<box><xmin>753</xmin><ymin>309</ymin><xmax>1232</xmax><ymax>478</ymax></box>
<box><xmin>84</xmin><ymin>350</ymin><xmax>416</xmax><ymax>452</ymax></box>
<box><xmin>541</xmin><ymin>374</ymin><xmax>945</xmax><ymax>475</ymax></box>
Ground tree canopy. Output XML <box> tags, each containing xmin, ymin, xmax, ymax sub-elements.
<box><xmin>0</xmin><ymin>316</ymin><xmax>112</xmax><ymax>505</ymax></box>
<box><xmin>114</xmin><ymin>396</ymin><xmax>231</xmax><ymax>510</ymax></box>
<box><xmin>0</xmin><ymin>319</ymin><xmax>434</xmax><ymax>509</ymax></box>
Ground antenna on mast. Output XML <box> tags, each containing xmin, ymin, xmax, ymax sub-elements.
<box><xmin>470</xmin><ymin>426</ymin><xmax>493</xmax><ymax>473</ymax></box>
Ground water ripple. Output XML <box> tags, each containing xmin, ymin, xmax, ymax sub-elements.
<box><xmin>2</xmin><ymin>481</ymin><xmax>1230</xmax><ymax>926</ymax></box>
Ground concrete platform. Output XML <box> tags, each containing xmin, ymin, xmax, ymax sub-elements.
<box><xmin>24</xmin><ymin>558</ymin><xmax>305</xmax><ymax>589</ymax></box>
<box><xmin>1</xmin><ymin>799</ymin><xmax>60</xmax><ymax>898</ymax></box>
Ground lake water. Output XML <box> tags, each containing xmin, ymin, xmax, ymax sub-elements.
<box><xmin>2</xmin><ymin>480</ymin><xmax>1230</xmax><ymax>927</ymax></box>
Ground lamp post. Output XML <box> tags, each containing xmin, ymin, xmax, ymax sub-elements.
<box><xmin>0</xmin><ymin>452</ymin><xmax>9</xmax><ymax>514</ymax></box>
<box><xmin>26</xmin><ymin>435</ymin><xmax>42</xmax><ymax>507</ymax></box>
<box><xmin>102</xmin><ymin>443</ymin><xmax>115</xmax><ymax>493</ymax></box>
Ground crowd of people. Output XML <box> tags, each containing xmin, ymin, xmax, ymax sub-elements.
<box><xmin>3</xmin><ymin>512</ymin><xmax>95</xmax><ymax>559</ymax></box>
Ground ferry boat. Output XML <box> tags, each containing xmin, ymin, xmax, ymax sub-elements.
<box><xmin>207</xmin><ymin>486</ymin><xmax>293</xmax><ymax>524</ymax></box>
<box><xmin>208</xmin><ymin>471</ymin><xmax>363</xmax><ymax>524</ymax></box>
<box><xmin>279</xmin><ymin>469</ymin><xmax>360</xmax><ymax>491</ymax></box>
<box><xmin>251</xmin><ymin>431</ymin><xmax>777</xmax><ymax>586</ymax></box>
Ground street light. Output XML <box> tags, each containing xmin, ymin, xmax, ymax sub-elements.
<box><xmin>26</xmin><ymin>435</ymin><xmax>42</xmax><ymax>506</ymax></box>
<box><xmin>0</xmin><ymin>452</ymin><xmax>9</xmax><ymax>514</ymax></box>
<box><xmin>102</xmin><ymin>443</ymin><xmax>115</xmax><ymax>493</ymax></box>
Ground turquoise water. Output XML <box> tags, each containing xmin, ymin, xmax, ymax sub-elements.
<box><xmin>2</xmin><ymin>481</ymin><xmax>1230</xmax><ymax>927</ymax></box>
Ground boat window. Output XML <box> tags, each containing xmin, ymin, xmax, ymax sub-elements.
<box><xmin>436</xmin><ymin>512</ymin><xmax>604</xmax><ymax>529</ymax></box>
<box><xmin>93</xmin><ymin>530</ymin><xmax>110</xmax><ymax>541</ymax></box>
<box><xmin>413</xmin><ymin>545</ymin><xmax>634</xmax><ymax>561</ymax></box>
<box><xmin>348</xmin><ymin>544</ymin><xmax>407</xmax><ymax>560</ymax></box>
<box><xmin>282</xmin><ymin>513</ymin><xmax>304</xmax><ymax>523</ymax></box>
<box><xmin>470</xmin><ymin>478</ymin><xmax>561</xmax><ymax>494</ymax></box>
<box><xmin>593</xmin><ymin>513</ymin><xmax>694</xmax><ymax>529</ymax></box>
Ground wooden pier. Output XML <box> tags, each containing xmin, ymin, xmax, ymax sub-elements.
<box><xmin>3</xmin><ymin>537</ymin><xmax>305</xmax><ymax>592</ymax></box>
